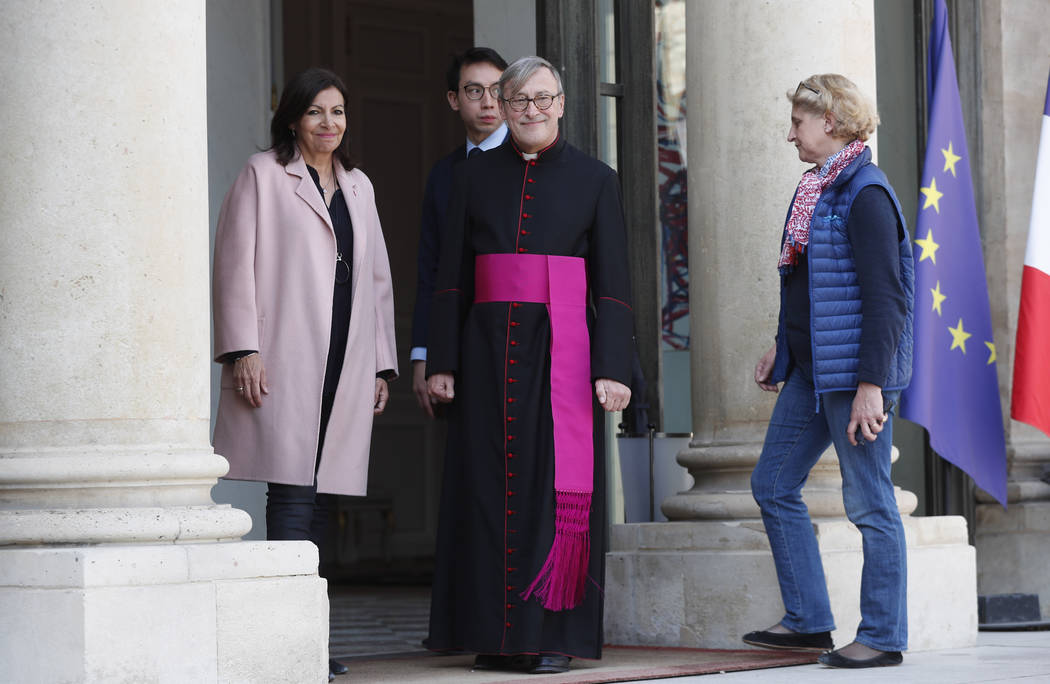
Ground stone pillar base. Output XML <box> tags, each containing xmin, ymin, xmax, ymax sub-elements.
<box><xmin>975</xmin><ymin>501</ymin><xmax>1050</xmax><ymax>620</ymax></box>
<box><xmin>0</xmin><ymin>542</ymin><xmax>328</xmax><ymax>683</ymax></box>
<box><xmin>605</xmin><ymin>516</ymin><xmax>975</xmax><ymax>651</ymax></box>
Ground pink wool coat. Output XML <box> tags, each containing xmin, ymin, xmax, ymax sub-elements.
<box><xmin>212</xmin><ymin>150</ymin><xmax>397</xmax><ymax>496</ymax></box>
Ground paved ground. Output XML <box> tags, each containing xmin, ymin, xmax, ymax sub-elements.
<box><xmin>653</xmin><ymin>630</ymin><xmax>1050</xmax><ymax>683</ymax></box>
<box><xmin>329</xmin><ymin>585</ymin><xmax>1050</xmax><ymax>682</ymax></box>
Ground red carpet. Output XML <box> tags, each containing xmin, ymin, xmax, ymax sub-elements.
<box><xmin>339</xmin><ymin>645</ymin><xmax>820</xmax><ymax>682</ymax></box>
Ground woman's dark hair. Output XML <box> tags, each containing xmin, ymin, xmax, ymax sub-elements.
<box><xmin>270</xmin><ymin>67</ymin><xmax>355</xmax><ymax>170</ymax></box>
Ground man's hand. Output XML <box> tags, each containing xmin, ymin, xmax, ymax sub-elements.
<box><xmin>754</xmin><ymin>345</ymin><xmax>778</xmax><ymax>392</ymax></box>
<box><xmin>412</xmin><ymin>361</ymin><xmax>435</xmax><ymax>418</ymax></box>
<box><xmin>428</xmin><ymin>372</ymin><xmax>455</xmax><ymax>403</ymax></box>
<box><xmin>847</xmin><ymin>381</ymin><xmax>887</xmax><ymax>446</ymax></box>
<box><xmin>595</xmin><ymin>378</ymin><xmax>631</xmax><ymax>412</ymax></box>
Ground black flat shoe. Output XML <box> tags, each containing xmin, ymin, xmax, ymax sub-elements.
<box><xmin>473</xmin><ymin>654</ymin><xmax>513</xmax><ymax>671</ymax></box>
<box><xmin>742</xmin><ymin>629</ymin><xmax>833</xmax><ymax>652</ymax></box>
<box><xmin>328</xmin><ymin>658</ymin><xmax>348</xmax><ymax>675</ymax></box>
<box><xmin>818</xmin><ymin>648</ymin><xmax>902</xmax><ymax>668</ymax></box>
<box><xmin>528</xmin><ymin>655</ymin><xmax>571</xmax><ymax>674</ymax></box>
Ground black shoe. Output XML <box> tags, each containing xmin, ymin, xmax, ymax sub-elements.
<box><xmin>818</xmin><ymin>648</ymin><xmax>902</xmax><ymax>668</ymax></box>
<box><xmin>328</xmin><ymin>658</ymin><xmax>348</xmax><ymax>676</ymax></box>
<box><xmin>742</xmin><ymin>629</ymin><xmax>833</xmax><ymax>652</ymax></box>
<box><xmin>473</xmin><ymin>654</ymin><xmax>513</xmax><ymax>671</ymax></box>
<box><xmin>528</xmin><ymin>655</ymin><xmax>571</xmax><ymax>674</ymax></box>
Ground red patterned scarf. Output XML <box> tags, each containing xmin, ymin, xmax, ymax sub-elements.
<box><xmin>778</xmin><ymin>139</ymin><xmax>866</xmax><ymax>272</ymax></box>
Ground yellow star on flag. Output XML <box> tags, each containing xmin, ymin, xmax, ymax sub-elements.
<box><xmin>921</xmin><ymin>176</ymin><xmax>943</xmax><ymax>213</ymax></box>
<box><xmin>915</xmin><ymin>229</ymin><xmax>940</xmax><ymax>264</ymax></box>
<box><xmin>942</xmin><ymin>141</ymin><xmax>962</xmax><ymax>177</ymax></box>
<box><xmin>948</xmin><ymin>318</ymin><xmax>971</xmax><ymax>353</ymax></box>
<box><xmin>985</xmin><ymin>341</ymin><xmax>996</xmax><ymax>365</ymax></box>
<box><xmin>930</xmin><ymin>281</ymin><xmax>946</xmax><ymax>315</ymax></box>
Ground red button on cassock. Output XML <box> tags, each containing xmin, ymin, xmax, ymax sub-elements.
<box><xmin>508</xmin><ymin>378</ymin><xmax>517</xmax><ymax>383</ymax></box>
<box><xmin>507</xmin><ymin>397</ymin><xmax>515</xmax><ymax>402</ymax></box>
<box><xmin>529</xmin><ymin>160</ymin><xmax>536</xmax><ymax>166</ymax></box>
<box><xmin>527</xmin><ymin>178</ymin><xmax>535</xmax><ymax>183</ymax></box>
<box><xmin>520</xmin><ymin>229</ymin><xmax>529</xmax><ymax>236</ymax></box>
<box><xmin>510</xmin><ymin>341</ymin><xmax>519</xmax><ymax>346</ymax></box>
<box><xmin>517</xmin><ymin>247</ymin><xmax>528</xmax><ymax>253</ymax></box>
<box><xmin>509</xmin><ymin>359</ymin><xmax>517</xmax><ymax>365</ymax></box>
<box><xmin>522</xmin><ymin>213</ymin><xmax>530</xmax><ymax>219</ymax></box>
<box><xmin>507</xmin><ymin>435</ymin><xmax>515</xmax><ymax>441</ymax></box>
<box><xmin>511</xmin><ymin>321</ymin><xmax>520</xmax><ymax>327</ymax></box>
<box><xmin>507</xmin><ymin>451</ymin><xmax>515</xmax><ymax>458</ymax></box>
<box><xmin>525</xmin><ymin>195</ymin><xmax>534</xmax><ymax>200</ymax></box>
<box><xmin>507</xmin><ymin>417</ymin><xmax>515</xmax><ymax>422</ymax></box>
<box><xmin>512</xmin><ymin>302</ymin><xmax>521</xmax><ymax>308</ymax></box>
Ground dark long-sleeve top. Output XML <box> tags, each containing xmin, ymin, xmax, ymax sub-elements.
<box><xmin>306</xmin><ymin>165</ymin><xmax>355</xmax><ymax>397</ymax></box>
<box><xmin>783</xmin><ymin>185</ymin><xmax>907</xmax><ymax>387</ymax></box>
<box><xmin>410</xmin><ymin>144</ymin><xmax>465</xmax><ymax>352</ymax></box>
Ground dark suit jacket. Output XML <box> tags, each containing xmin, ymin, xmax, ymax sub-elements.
<box><xmin>411</xmin><ymin>144</ymin><xmax>466</xmax><ymax>351</ymax></box>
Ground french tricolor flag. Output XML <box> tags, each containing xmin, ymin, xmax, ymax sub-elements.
<box><xmin>1012</xmin><ymin>69</ymin><xmax>1050</xmax><ymax>438</ymax></box>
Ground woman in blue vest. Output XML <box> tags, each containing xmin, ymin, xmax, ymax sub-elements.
<box><xmin>744</xmin><ymin>74</ymin><xmax>914</xmax><ymax>669</ymax></box>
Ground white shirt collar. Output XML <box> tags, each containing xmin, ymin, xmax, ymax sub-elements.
<box><xmin>465</xmin><ymin>123</ymin><xmax>508</xmax><ymax>157</ymax></box>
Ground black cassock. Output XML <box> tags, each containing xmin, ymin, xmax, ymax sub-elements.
<box><xmin>425</xmin><ymin>135</ymin><xmax>634</xmax><ymax>659</ymax></box>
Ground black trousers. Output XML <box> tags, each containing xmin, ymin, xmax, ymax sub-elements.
<box><xmin>265</xmin><ymin>391</ymin><xmax>336</xmax><ymax>543</ymax></box>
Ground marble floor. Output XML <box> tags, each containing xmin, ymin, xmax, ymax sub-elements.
<box><xmin>328</xmin><ymin>585</ymin><xmax>431</xmax><ymax>659</ymax></box>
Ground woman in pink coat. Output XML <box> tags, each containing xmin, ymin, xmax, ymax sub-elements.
<box><xmin>212</xmin><ymin>70</ymin><xmax>397</xmax><ymax>676</ymax></box>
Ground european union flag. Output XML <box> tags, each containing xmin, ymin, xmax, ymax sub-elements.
<box><xmin>900</xmin><ymin>0</ymin><xmax>1007</xmax><ymax>505</ymax></box>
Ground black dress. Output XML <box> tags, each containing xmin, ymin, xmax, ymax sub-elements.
<box><xmin>424</xmin><ymin>136</ymin><xmax>634</xmax><ymax>658</ymax></box>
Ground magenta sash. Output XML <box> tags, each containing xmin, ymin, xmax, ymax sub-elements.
<box><xmin>475</xmin><ymin>253</ymin><xmax>593</xmax><ymax>611</ymax></box>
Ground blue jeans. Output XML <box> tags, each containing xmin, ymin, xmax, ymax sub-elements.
<box><xmin>751</xmin><ymin>370</ymin><xmax>907</xmax><ymax>651</ymax></box>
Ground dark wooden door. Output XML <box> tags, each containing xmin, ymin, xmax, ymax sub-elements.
<box><xmin>283</xmin><ymin>0</ymin><xmax>472</xmax><ymax>579</ymax></box>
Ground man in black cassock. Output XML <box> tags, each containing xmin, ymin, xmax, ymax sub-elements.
<box><xmin>425</xmin><ymin>55</ymin><xmax>634</xmax><ymax>675</ymax></box>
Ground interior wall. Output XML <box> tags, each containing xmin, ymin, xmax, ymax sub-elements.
<box><xmin>473</xmin><ymin>0</ymin><xmax>536</xmax><ymax>61</ymax></box>
<box><xmin>205</xmin><ymin>1</ymin><xmax>275</xmax><ymax>540</ymax></box>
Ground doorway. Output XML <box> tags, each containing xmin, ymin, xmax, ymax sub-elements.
<box><xmin>282</xmin><ymin>0</ymin><xmax>474</xmax><ymax>580</ymax></box>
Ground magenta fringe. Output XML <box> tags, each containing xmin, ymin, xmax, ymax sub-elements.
<box><xmin>521</xmin><ymin>490</ymin><xmax>591</xmax><ymax>611</ymax></box>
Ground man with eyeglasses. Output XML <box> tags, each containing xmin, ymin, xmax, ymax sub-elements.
<box><xmin>410</xmin><ymin>47</ymin><xmax>508</xmax><ymax>417</ymax></box>
<box><xmin>424</xmin><ymin>56</ymin><xmax>634</xmax><ymax>675</ymax></box>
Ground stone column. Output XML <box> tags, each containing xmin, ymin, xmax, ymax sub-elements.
<box><xmin>0</xmin><ymin>2</ymin><xmax>327</xmax><ymax>682</ymax></box>
<box><xmin>975</xmin><ymin>0</ymin><xmax>1050</xmax><ymax>622</ymax></box>
<box><xmin>605</xmin><ymin>0</ymin><xmax>975</xmax><ymax>651</ymax></box>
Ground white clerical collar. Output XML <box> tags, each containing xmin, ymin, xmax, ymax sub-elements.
<box><xmin>466</xmin><ymin>123</ymin><xmax>508</xmax><ymax>157</ymax></box>
<box><xmin>521</xmin><ymin>152</ymin><xmax>538</xmax><ymax>160</ymax></box>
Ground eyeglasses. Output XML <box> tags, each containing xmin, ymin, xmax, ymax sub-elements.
<box><xmin>502</xmin><ymin>93</ymin><xmax>562</xmax><ymax>112</ymax></box>
<box><xmin>461</xmin><ymin>84</ymin><xmax>500</xmax><ymax>101</ymax></box>
<box><xmin>795</xmin><ymin>81</ymin><xmax>820</xmax><ymax>97</ymax></box>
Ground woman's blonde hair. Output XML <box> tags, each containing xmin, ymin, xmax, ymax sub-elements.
<box><xmin>788</xmin><ymin>74</ymin><xmax>880</xmax><ymax>142</ymax></box>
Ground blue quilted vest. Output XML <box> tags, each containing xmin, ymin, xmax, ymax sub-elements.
<box><xmin>771</xmin><ymin>147</ymin><xmax>914</xmax><ymax>405</ymax></box>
